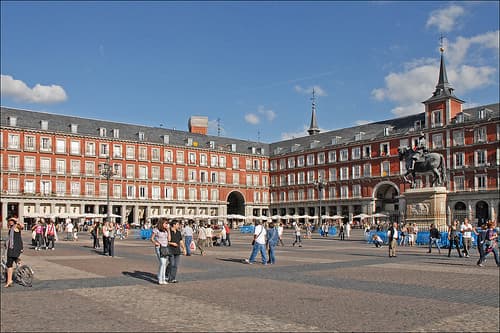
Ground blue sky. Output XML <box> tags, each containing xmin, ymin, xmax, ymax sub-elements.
<box><xmin>1</xmin><ymin>1</ymin><xmax>499</xmax><ymax>143</ymax></box>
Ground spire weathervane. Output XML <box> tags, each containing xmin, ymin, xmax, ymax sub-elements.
<box><xmin>439</xmin><ymin>34</ymin><xmax>445</xmax><ymax>53</ymax></box>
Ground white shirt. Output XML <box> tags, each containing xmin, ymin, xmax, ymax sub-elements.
<box><xmin>254</xmin><ymin>224</ymin><xmax>267</xmax><ymax>245</ymax></box>
<box><xmin>461</xmin><ymin>223</ymin><xmax>472</xmax><ymax>238</ymax></box>
<box><xmin>277</xmin><ymin>226</ymin><xmax>283</xmax><ymax>237</ymax></box>
<box><xmin>182</xmin><ymin>225</ymin><xmax>194</xmax><ymax>237</ymax></box>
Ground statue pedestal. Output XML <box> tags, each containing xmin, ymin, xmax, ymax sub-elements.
<box><xmin>400</xmin><ymin>187</ymin><xmax>448</xmax><ymax>230</ymax></box>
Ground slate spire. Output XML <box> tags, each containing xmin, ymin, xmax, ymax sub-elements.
<box><xmin>307</xmin><ymin>88</ymin><xmax>320</xmax><ymax>136</ymax></box>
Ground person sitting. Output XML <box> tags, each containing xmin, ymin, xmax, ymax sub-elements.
<box><xmin>372</xmin><ymin>234</ymin><xmax>384</xmax><ymax>247</ymax></box>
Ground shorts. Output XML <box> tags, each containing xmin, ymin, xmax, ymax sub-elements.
<box><xmin>6</xmin><ymin>256</ymin><xmax>20</xmax><ymax>268</ymax></box>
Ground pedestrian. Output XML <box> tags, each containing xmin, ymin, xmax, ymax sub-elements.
<box><xmin>32</xmin><ymin>218</ymin><xmax>45</xmax><ymax>250</ymax></box>
<box><xmin>480</xmin><ymin>220</ymin><xmax>499</xmax><ymax>267</ymax></box>
<box><xmin>102</xmin><ymin>220</ymin><xmax>110</xmax><ymax>256</ymax></box>
<box><xmin>224</xmin><ymin>222</ymin><xmax>231</xmax><ymax>246</ymax></box>
<box><xmin>339</xmin><ymin>223</ymin><xmax>345</xmax><ymax>240</ymax></box>
<box><xmin>292</xmin><ymin>222</ymin><xmax>302</xmax><ymax>247</ymax></box>
<box><xmin>372</xmin><ymin>233</ymin><xmax>383</xmax><ymax>247</ymax></box>
<box><xmin>151</xmin><ymin>219</ymin><xmax>170</xmax><ymax>284</ymax></box>
<box><xmin>107</xmin><ymin>222</ymin><xmax>115</xmax><ymax>257</ymax></box>
<box><xmin>166</xmin><ymin>220</ymin><xmax>185</xmax><ymax>283</ymax></box>
<box><xmin>182</xmin><ymin>220</ymin><xmax>194</xmax><ymax>256</ymax></box>
<box><xmin>195</xmin><ymin>223</ymin><xmax>207</xmax><ymax>255</ymax></box>
<box><xmin>475</xmin><ymin>223</ymin><xmax>488</xmax><ymax>267</ymax></box>
<box><xmin>346</xmin><ymin>220</ymin><xmax>351</xmax><ymax>239</ymax></box>
<box><xmin>428</xmin><ymin>223</ymin><xmax>441</xmax><ymax>254</ymax></box>
<box><xmin>91</xmin><ymin>222</ymin><xmax>101</xmax><ymax>249</ymax></box>
<box><xmin>244</xmin><ymin>220</ymin><xmax>267</xmax><ymax>264</ymax></box>
<box><xmin>205</xmin><ymin>224</ymin><xmax>213</xmax><ymax>247</ymax></box>
<box><xmin>447</xmin><ymin>220</ymin><xmax>463</xmax><ymax>258</ymax></box>
<box><xmin>266</xmin><ymin>222</ymin><xmax>279</xmax><ymax>264</ymax></box>
<box><xmin>45</xmin><ymin>219</ymin><xmax>58</xmax><ymax>250</ymax></box>
<box><xmin>65</xmin><ymin>218</ymin><xmax>74</xmax><ymax>241</ymax></box>
<box><xmin>388</xmin><ymin>222</ymin><xmax>399</xmax><ymax>257</ymax></box>
<box><xmin>460</xmin><ymin>218</ymin><xmax>473</xmax><ymax>258</ymax></box>
<box><xmin>277</xmin><ymin>222</ymin><xmax>284</xmax><ymax>246</ymax></box>
<box><xmin>4</xmin><ymin>217</ymin><xmax>24</xmax><ymax>288</ymax></box>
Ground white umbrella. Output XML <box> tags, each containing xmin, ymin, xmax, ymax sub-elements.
<box><xmin>372</xmin><ymin>213</ymin><xmax>388</xmax><ymax>218</ymax></box>
<box><xmin>330</xmin><ymin>215</ymin><xmax>344</xmax><ymax>219</ymax></box>
<box><xmin>353</xmin><ymin>213</ymin><xmax>371</xmax><ymax>219</ymax></box>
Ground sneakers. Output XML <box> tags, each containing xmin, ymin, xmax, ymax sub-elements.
<box><xmin>243</xmin><ymin>259</ymin><xmax>253</xmax><ymax>264</ymax></box>
<box><xmin>477</xmin><ymin>263</ymin><xmax>483</xmax><ymax>267</ymax></box>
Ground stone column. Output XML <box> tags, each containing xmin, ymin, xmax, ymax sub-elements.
<box><xmin>1</xmin><ymin>201</ymin><xmax>8</xmax><ymax>230</ymax></box>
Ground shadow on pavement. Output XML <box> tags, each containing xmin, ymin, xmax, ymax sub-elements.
<box><xmin>216</xmin><ymin>257</ymin><xmax>246</xmax><ymax>264</ymax></box>
<box><xmin>122</xmin><ymin>270</ymin><xmax>157</xmax><ymax>284</ymax></box>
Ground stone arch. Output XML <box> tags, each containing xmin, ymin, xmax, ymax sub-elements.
<box><xmin>453</xmin><ymin>201</ymin><xmax>467</xmax><ymax>222</ymax></box>
<box><xmin>373</xmin><ymin>181</ymin><xmax>400</xmax><ymax>213</ymax></box>
<box><xmin>227</xmin><ymin>191</ymin><xmax>245</xmax><ymax>216</ymax></box>
<box><xmin>475</xmin><ymin>200</ymin><xmax>489</xmax><ymax>226</ymax></box>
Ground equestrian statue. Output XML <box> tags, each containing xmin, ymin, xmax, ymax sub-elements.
<box><xmin>398</xmin><ymin>132</ymin><xmax>446</xmax><ymax>188</ymax></box>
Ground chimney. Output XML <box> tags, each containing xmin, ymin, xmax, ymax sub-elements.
<box><xmin>188</xmin><ymin>116</ymin><xmax>208</xmax><ymax>135</ymax></box>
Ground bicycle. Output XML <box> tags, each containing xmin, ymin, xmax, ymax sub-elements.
<box><xmin>1</xmin><ymin>241</ymin><xmax>34</xmax><ymax>287</ymax></box>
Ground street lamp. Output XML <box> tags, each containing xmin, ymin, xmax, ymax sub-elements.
<box><xmin>314</xmin><ymin>177</ymin><xmax>327</xmax><ymax>228</ymax></box>
<box><xmin>99</xmin><ymin>156</ymin><xmax>118</xmax><ymax>222</ymax></box>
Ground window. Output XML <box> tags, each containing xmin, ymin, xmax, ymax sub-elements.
<box><xmin>297</xmin><ymin>172</ymin><xmax>305</xmax><ymax>184</ymax></box>
<box><xmin>152</xmin><ymin>166</ymin><xmax>160</xmax><ymax>180</ymax></box>
<box><xmin>297</xmin><ymin>155</ymin><xmax>305</xmax><ymax>167</ymax></box>
<box><xmin>138</xmin><ymin>147</ymin><xmax>147</xmax><ymax>160</ymax></box>
<box><xmin>8</xmin><ymin>134</ymin><xmax>20</xmax><ymax>149</ymax></box>
<box><xmin>287</xmin><ymin>173</ymin><xmax>295</xmax><ymax>185</ymax></box>
<box><xmin>176</xmin><ymin>168</ymin><xmax>184</xmax><ymax>181</ymax></box>
<box><xmin>188</xmin><ymin>152</ymin><xmax>196</xmax><ymax>164</ymax></box>
<box><xmin>177</xmin><ymin>151</ymin><xmax>185</xmax><ymax>164</ymax></box>
<box><xmin>188</xmin><ymin>188</ymin><xmax>197</xmax><ymax>201</ymax></box>
<box><xmin>113</xmin><ymin>145</ymin><xmax>122</xmax><ymax>158</ymax></box>
<box><xmin>126</xmin><ymin>146</ymin><xmax>135</xmax><ymax>159</ymax></box>
<box><xmin>188</xmin><ymin>169</ymin><xmax>197</xmax><ymax>182</ymax></box>
<box><xmin>352</xmin><ymin>165</ymin><xmax>361</xmax><ymax>179</ymax></box>
<box><xmin>138</xmin><ymin>132</ymin><xmax>145</xmax><ymax>141</ymax></box>
<box><xmin>40</xmin><ymin>158</ymin><xmax>51</xmax><ymax>174</ymax></box>
<box><xmin>478</xmin><ymin>109</ymin><xmax>486</xmax><ymax>120</ymax></box>
<box><xmin>8</xmin><ymin>178</ymin><xmax>19</xmax><ymax>194</ymax></box>
<box><xmin>339</xmin><ymin>149</ymin><xmax>348</xmax><ymax>161</ymax></box>
<box><xmin>288</xmin><ymin>190</ymin><xmax>295</xmax><ymax>202</ymax></box>
<box><xmin>340</xmin><ymin>167</ymin><xmax>349</xmax><ymax>180</ymax></box>
<box><xmin>318</xmin><ymin>169</ymin><xmax>325</xmax><ymax>181</ymax></box>
<box><xmin>231</xmin><ymin>156</ymin><xmax>238</xmax><ymax>169</ymax></box>
<box><xmin>475</xmin><ymin>175</ymin><xmax>487</xmax><ymax>190</ymax></box>
<box><xmin>352</xmin><ymin>147</ymin><xmax>361</xmax><ymax>160</ymax></box>
<box><xmin>454</xmin><ymin>176</ymin><xmax>465</xmax><ymax>191</ymax></box>
<box><xmin>139</xmin><ymin>186</ymin><xmax>147</xmax><ymax>199</ymax></box>
<box><xmin>70</xmin><ymin>141</ymin><xmax>81</xmax><ymax>155</ymax></box>
<box><xmin>99</xmin><ymin>143</ymin><xmax>109</xmax><ymax>157</ymax></box>
<box><xmin>363</xmin><ymin>146</ymin><xmax>371</xmax><ymax>158</ymax></box>
<box><xmin>307</xmin><ymin>188</ymin><xmax>314</xmax><ymax>200</ymax></box>
<box><xmin>211</xmin><ymin>155</ymin><xmax>218</xmax><ymax>167</ymax></box>
<box><xmin>24</xmin><ymin>180</ymin><xmax>35</xmax><ymax>194</ymax></box>
<box><xmin>151</xmin><ymin>186</ymin><xmax>161</xmax><ymax>200</ymax></box>
<box><xmin>8</xmin><ymin>116</ymin><xmax>17</xmax><ymax>126</ymax></box>
<box><xmin>71</xmin><ymin>160</ymin><xmax>80</xmax><ymax>176</ymax></box>
<box><xmin>431</xmin><ymin>110</ymin><xmax>442</xmax><ymax>127</ymax></box>
<box><xmin>138</xmin><ymin>166</ymin><xmax>148</xmax><ymax>180</ymax></box>
<box><xmin>40</xmin><ymin>181</ymin><xmax>51</xmax><ymax>195</ymax></box>
<box><xmin>219</xmin><ymin>172</ymin><xmax>226</xmax><ymax>184</ymax></box>
<box><xmin>85</xmin><ymin>161</ymin><xmax>95</xmax><ymax>176</ymax></box>
<box><xmin>352</xmin><ymin>184</ymin><xmax>361</xmax><ymax>198</ymax></box>
<box><xmin>56</xmin><ymin>159</ymin><xmax>66</xmax><ymax>175</ymax></box>
<box><xmin>164</xmin><ymin>150</ymin><xmax>173</xmax><ymax>163</ymax></box>
<box><xmin>164</xmin><ymin>167</ymin><xmax>172</xmax><ymax>181</ymax></box>
<box><xmin>85</xmin><ymin>142</ymin><xmax>96</xmax><ymax>156</ymax></box>
<box><xmin>247</xmin><ymin>159</ymin><xmax>253</xmax><ymax>170</ymax></box>
<box><xmin>328</xmin><ymin>151</ymin><xmax>337</xmax><ymax>163</ymax></box>
<box><xmin>329</xmin><ymin>168</ymin><xmax>337</xmax><ymax>181</ymax></box>
<box><xmin>317</xmin><ymin>152</ymin><xmax>325</xmax><ymax>164</ymax></box>
<box><xmin>287</xmin><ymin>157</ymin><xmax>295</xmax><ymax>168</ymax></box>
<box><xmin>113</xmin><ymin>184</ymin><xmax>121</xmax><ymax>198</ymax></box>
<box><xmin>220</xmin><ymin>156</ymin><xmax>226</xmax><ymax>168</ymax></box>
<box><xmin>252</xmin><ymin>159</ymin><xmax>259</xmax><ymax>170</ymax></box>
<box><xmin>381</xmin><ymin>161</ymin><xmax>390</xmax><ymax>177</ymax></box>
<box><xmin>329</xmin><ymin>187</ymin><xmax>336</xmax><ymax>199</ymax></box>
<box><xmin>454</xmin><ymin>153</ymin><xmax>465</xmax><ymax>168</ymax></box>
<box><xmin>380</xmin><ymin>143</ymin><xmax>390</xmax><ymax>156</ymax></box>
<box><xmin>297</xmin><ymin>190</ymin><xmax>304</xmax><ymax>201</ymax></box>
<box><xmin>56</xmin><ymin>138</ymin><xmax>66</xmax><ymax>153</ymax></box>
<box><xmin>41</xmin><ymin>137</ymin><xmax>52</xmax><ymax>151</ymax></box>
<box><xmin>279</xmin><ymin>175</ymin><xmax>286</xmax><ymax>186</ymax></box>
<box><xmin>40</xmin><ymin>120</ymin><xmax>48</xmax><ymax>130</ymax></box>
<box><xmin>24</xmin><ymin>157</ymin><xmax>36</xmax><ymax>173</ymax></box>
<box><xmin>355</xmin><ymin>132</ymin><xmax>364</xmax><ymax>141</ymax></box>
<box><xmin>99</xmin><ymin>128</ymin><xmax>107</xmax><ymax>137</ymax></box>
<box><xmin>262</xmin><ymin>160</ymin><xmax>268</xmax><ymax>171</ymax></box>
<box><xmin>340</xmin><ymin>185</ymin><xmax>349</xmax><ymax>199</ymax></box>
<box><xmin>177</xmin><ymin>188</ymin><xmax>185</xmax><ymax>200</ymax></box>
<box><xmin>8</xmin><ymin>155</ymin><xmax>19</xmax><ymax>171</ymax></box>
<box><xmin>163</xmin><ymin>135</ymin><xmax>170</xmax><ymax>144</ymax></box>
<box><xmin>71</xmin><ymin>182</ymin><xmax>80</xmax><ymax>196</ymax></box>
<box><xmin>270</xmin><ymin>160</ymin><xmax>278</xmax><ymax>171</ymax></box>
<box><xmin>165</xmin><ymin>187</ymin><xmax>174</xmax><ymax>200</ymax></box>
<box><xmin>70</xmin><ymin>124</ymin><xmax>78</xmax><ymax>134</ymax></box>
<box><xmin>127</xmin><ymin>185</ymin><xmax>136</xmax><ymax>199</ymax></box>
<box><xmin>113</xmin><ymin>163</ymin><xmax>122</xmax><ymax>177</ymax></box>
<box><xmin>99</xmin><ymin>183</ymin><xmax>106</xmax><ymax>197</ymax></box>
<box><xmin>24</xmin><ymin>135</ymin><xmax>35</xmax><ymax>150</ymax></box>
<box><xmin>432</xmin><ymin>134</ymin><xmax>443</xmax><ymax>149</ymax></box>
<box><xmin>307</xmin><ymin>170</ymin><xmax>315</xmax><ymax>183</ymax></box>
<box><xmin>279</xmin><ymin>159</ymin><xmax>286</xmax><ymax>170</ymax></box>
<box><xmin>474</xmin><ymin>127</ymin><xmax>487</xmax><ymax>143</ymax></box>
<box><xmin>211</xmin><ymin>189</ymin><xmax>219</xmax><ymax>202</ymax></box>
<box><xmin>453</xmin><ymin>130</ymin><xmax>464</xmax><ymax>146</ymax></box>
<box><xmin>232</xmin><ymin>173</ymin><xmax>239</xmax><ymax>185</ymax></box>
<box><xmin>331</xmin><ymin>136</ymin><xmax>341</xmax><ymax>145</ymax></box>
<box><xmin>475</xmin><ymin>150</ymin><xmax>487</xmax><ymax>166</ymax></box>
<box><xmin>200</xmin><ymin>154</ymin><xmax>208</xmax><ymax>167</ymax></box>
<box><xmin>383</xmin><ymin>127</ymin><xmax>391</xmax><ymax>136</ymax></box>
<box><xmin>363</xmin><ymin>163</ymin><xmax>372</xmax><ymax>177</ymax></box>
<box><xmin>56</xmin><ymin>181</ymin><xmax>66</xmax><ymax>196</ymax></box>
<box><xmin>126</xmin><ymin>165</ymin><xmax>135</xmax><ymax>178</ymax></box>
<box><xmin>113</xmin><ymin>129</ymin><xmax>119</xmax><ymax>138</ymax></box>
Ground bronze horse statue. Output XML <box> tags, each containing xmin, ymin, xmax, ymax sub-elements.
<box><xmin>398</xmin><ymin>146</ymin><xmax>446</xmax><ymax>188</ymax></box>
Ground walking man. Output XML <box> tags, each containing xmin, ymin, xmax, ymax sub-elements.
<box><xmin>244</xmin><ymin>220</ymin><xmax>267</xmax><ymax>265</ymax></box>
<box><xmin>460</xmin><ymin>218</ymin><xmax>473</xmax><ymax>257</ymax></box>
<box><xmin>428</xmin><ymin>223</ymin><xmax>441</xmax><ymax>254</ymax></box>
<box><xmin>388</xmin><ymin>222</ymin><xmax>399</xmax><ymax>257</ymax></box>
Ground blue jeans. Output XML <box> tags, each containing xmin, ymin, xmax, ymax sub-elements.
<box><xmin>155</xmin><ymin>247</ymin><xmax>168</xmax><ymax>283</ymax></box>
<box><xmin>429</xmin><ymin>238</ymin><xmax>441</xmax><ymax>252</ymax></box>
<box><xmin>482</xmin><ymin>243</ymin><xmax>500</xmax><ymax>265</ymax></box>
<box><xmin>166</xmin><ymin>254</ymin><xmax>181</xmax><ymax>281</ymax></box>
<box><xmin>185</xmin><ymin>236</ymin><xmax>192</xmax><ymax>255</ymax></box>
<box><xmin>249</xmin><ymin>243</ymin><xmax>267</xmax><ymax>264</ymax></box>
<box><xmin>268</xmin><ymin>244</ymin><xmax>277</xmax><ymax>264</ymax></box>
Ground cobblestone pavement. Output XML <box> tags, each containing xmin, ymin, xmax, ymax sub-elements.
<box><xmin>1</xmin><ymin>229</ymin><xmax>498</xmax><ymax>332</ymax></box>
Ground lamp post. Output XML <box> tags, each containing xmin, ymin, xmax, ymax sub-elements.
<box><xmin>314</xmin><ymin>177</ymin><xmax>327</xmax><ymax>229</ymax></box>
<box><xmin>99</xmin><ymin>156</ymin><xmax>118</xmax><ymax>222</ymax></box>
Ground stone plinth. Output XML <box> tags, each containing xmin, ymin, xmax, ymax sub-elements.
<box><xmin>400</xmin><ymin>187</ymin><xmax>448</xmax><ymax>230</ymax></box>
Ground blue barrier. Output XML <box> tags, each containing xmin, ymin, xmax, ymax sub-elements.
<box><xmin>368</xmin><ymin>230</ymin><xmax>480</xmax><ymax>248</ymax></box>
<box><xmin>318</xmin><ymin>226</ymin><xmax>337</xmax><ymax>237</ymax></box>
<box><xmin>140</xmin><ymin>228</ymin><xmax>152</xmax><ymax>240</ymax></box>
<box><xmin>239</xmin><ymin>225</ymin><xmax>255</xmax><ymax>234</ymax></box>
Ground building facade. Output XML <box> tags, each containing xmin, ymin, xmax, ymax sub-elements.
<box><xmin>1</xmin><ymin>52</ymin><xmax>499</xmax><ymax>228</ymax></box>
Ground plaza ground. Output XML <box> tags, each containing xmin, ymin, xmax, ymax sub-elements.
<box><xmin>1</xmin><ymin>228</ymin><xmax>499</xmax><ymax>332</ymax></box>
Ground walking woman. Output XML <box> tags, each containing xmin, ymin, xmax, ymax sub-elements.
<box><xmin>45</xmin><ymin>219</ymin><xmax>58</xmax><ymax>250</ymax></box>
<box><xmin>447</xmin><ymin>220</ymin><xmax>463</xmax><ymax>258</ymax></box>
<box><xmin>91</xmin><ymin>222</ymin><xmax>101</xmax><ymax>249</ymax></box>
<box><xmin>4</xmin><ymin>217</ymin><xmax>24</xmax><ymax>287</ymax></box>
<box><xmin>151</xmin><ymin>219</ymin><xmax>170</xmax><ymax>284</ymax></box>
<box><xmin>166</xmin><ymin>220</ymin><xmax>185</xmax><ymax>283</ymax></box>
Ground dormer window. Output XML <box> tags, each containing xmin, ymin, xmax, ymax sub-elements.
<box><xmin>431</xmin><ymin>110</ymin><xmax>442</xmax><ymax>128</ymax></box>
<box><xmin>291</xmin><ymin>144</ymin><xmax>300</xmax><ymax>152</ymax></box>
<box><xmin>251</xmin><ymin>147</ymin><xmax>256</xmax><ymax>154</ymax></box>
<box><xmin>355</xmin><ymin>132</ymin><xmax>365</xmax><ymax>141</ymax></box>
<box><xmin>331</xmin><ymin>136</ymin><xmax>341</xmax><ymax>145</ymax></box>
<box><xmin>162</xmin><ymin>135</ymin><xmax>170</xmax><ymax>144</ymax></box>
<box><xmin>8</xmin><ymin>117</ymin><xmax>17</xmax><ymax>127</ymax></box>
<box><xmin>274</xmin><ymin>147</ymin><xmax>282</xmax><ymax>155</ymax></box>
<box><xmin>456</xmin><ymin>113</ymin><xmax>464</xmax><ymax>124</ymax></box>
<box><xmin>208</xmin><ymin>141</ymin><xmax>215</xmax><ymax>149</ymax></box>
<box><xmin>40</xmin><ymin>120</ymin><xmax>48</xmax><ymax>130</ymax></box>
<box><xmin>478</xmin><ymin>108</ymin><xmax>486</xmax><ymax>120</ymax></box>
<box><xmin>414</xmin><ymin>120</ymin><xmax>422</xmax><ymax>130</ymax></box>
<box><xmin>138</xmin><ymin>132</ymin><xmax>145</xmax><ymax>141</ymax></box>
<box><xmin>383</xmin><ymin>127</ymin><xmax>391</xmax><ymax>136</ymax></box>
<box><xmin>187</xmin><ymin>137</ymin><xmax>193</xmax><ymax>146</ymax></box>
<box><xmin>230</xmin><ymin>143</ymin><xmax>236</xmax><ymax>152</ymax></box>
<box><xmin>310</xmin><ymin>140</ymin><xmax>320</xmax><ymax>149</ymax></box>
<box><xmin>70</xmin><ymin>124</ymin><xmax>78</xmax><ymax>134</ymax></box>
<box><xmin>99</xmin><ymin>128</ymin><xmax>107</xmax><ymax>137</ymax></box>
<box><xmin>113</xmin><ymin>129</ymin><xmax>119</xmax><ymax>138</ymax></box>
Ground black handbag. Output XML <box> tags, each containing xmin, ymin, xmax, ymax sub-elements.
<box><xmin>159</xmin><ymin>246</ymin><xmax>170</xmax><ymax>257</ymax></box>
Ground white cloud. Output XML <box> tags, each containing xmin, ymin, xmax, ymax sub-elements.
<box><xmin>354</xmin><ymin>120</ymin><xmax>373</xmax><ymax>126</ymax></box>
<box><xmin>257</xmin><ymin>105</ymin><xmax>276</xmax><ymax>121</ymax></box>
<box><xmin>281</xmin><ymin>125</ymin><xmax>309</xmax><ymax>140</ymax></box>
<box><xmin>1</xmin><ymin>74</ymin><xmax>68</xmax><ymax>104</ymax></box>
<box><xmin>294</xmin><ymin>85</ymin><xmax>327</xmax><ymax>96</ymax></box>
<box><xmin>426</xmin><ymin>5</ymin><xmax>465</xmax><ymax>32</ymax></box>
<box><xmin>372</xmin><ymin>31</ymin><xmax>499</xmax><ymax>117</ymax></box>
<box><xmin>244</xmin><ymin>113</ymin><xmax>260</xmax><ymax>125</ymax></box>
